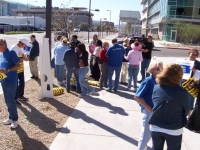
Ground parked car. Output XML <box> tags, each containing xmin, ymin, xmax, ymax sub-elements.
<box><xmin>74</xmin><ymin>28</ymin><xmax>80</xmax><ymax>32</ymax></box>
<box><xmin>0</xmin><ymin>27</ymin><xmax>4</xmax><ymax>34</ymax></box>
<box><xmin>38</xmin><ymin>27</ymin><xmax>46</xmax><ymax>31</ymax></box>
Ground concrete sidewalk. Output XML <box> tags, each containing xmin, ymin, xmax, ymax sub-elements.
<box><xmin>49</xmin><ymin>83</ymin><xmax>200</xmax><ymax>150</ymax></box>
<box><xmin>49</xmin><ymin>35</ymin><xmax>200</xmax><ymax>150</ymax></box>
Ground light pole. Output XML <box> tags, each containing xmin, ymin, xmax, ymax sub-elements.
<box><xmin>88</xmin><ymin>0</ymin><xmax>99</xmax><ymax>43</ymax></box>
<box><xmin>107</xmin><ymin>10</ymin><xmax>111</xmax><ymax>22</ymax></box>
<box><xmin>27</xmin><ymin>1</ymin><xmax>38</xmax><ymax>31</ymax></box>
<box><xmin>100</xmin><ymin>18</ymin><xmax>107</xmax><ymax>37</ymax></box>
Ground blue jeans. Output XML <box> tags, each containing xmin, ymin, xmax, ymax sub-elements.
<box><xmin>128</xmin><ymin>65</ymin><xmax>139</xmax><ymax>89</ymax></box>
<box><xmin>151</xmin><ymin>131</ymin><xmax>182</xmax><ymax>150</ymax></box>
<box><xmin>1</xmin><ymin>82</ymin><xmax>18</xmax><ymax>121</ymax></box>
<box><xmin>55</xmin><ymin>64</ymin><xmax>65</xmax><ymax>82</ymax></box>
<box><xmin>79</xmin><ymin>67</ymin><xmax>93</xmax><ymax>96</ymax></box>
<box><xmin>66</xmin><ymin>68</ymin><xmax>81</xmax><ymax>91</ymax></box>
<box><xmin>138</xmin><ymin>108</ymin><xmax>151</xmax><ymax>150</ymax></box>
<box><xmin>141</xmin><ymin>58</ymin><xmax>151</xmax><ymax>80</ymax></box>
<box><xmin>107</xmin><ymin>66</ymin><xmax>121</xmax><ymax>90</ymax></box>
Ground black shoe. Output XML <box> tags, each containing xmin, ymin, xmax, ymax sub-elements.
<box><xmin>113</xmin><ymin>89</ymin><xmax>117</xmax><ymax>93</ymax></box>
<box><xmin>121</xmin><ymin>82</ymin><xmax>127</xmax><ymax>85</ymax></box>
<box><xmin>76</xmin><ymin>90</ymin><xmax>81</xmax><ymax>93</ymax></box>
<box><xmin>106</xmin><ymin>89</ymin><xmax>112</xmax><ymax>92</ymax></box>
<box><xmin>34</xmin><ymin>77</ymin><xmax>39</xmax><ymax>80</ymax></box>
<box><xmin>18</xmin><ymin>96</ymin><xmax>28</xmax><ymax>101</ymax></box>
<box><xmin>137</xmin><ymin>80</ymin><xmax>143</xmax><ymax>83</ymax></box>
<box><xmin>15</xmin><ymin>99</ymin><xmax>21</xmax><ymax>105</ymax></box>
<box><xmin>30</xmin><ymin>76</ymin><xmax>35</xmax><ymax>79</ymax></box>
<box><xmin>66</xmin><ymin>89</ymin><xmax>70</xmax><ymax>93</ymax></box>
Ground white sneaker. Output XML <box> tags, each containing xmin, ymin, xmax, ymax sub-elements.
<box><xmin>2</xmin><ymin>119</ymin><xmax>12</xmax><ymax>125</ymax></box>
<box><xmin>10</xmin><ymin>121</ymin><xmax>18</xmax><ymax>129</ymax></box>
<box><xmin>78</xmin><ymin>95</ymin><xmax>86</xmax><ymax>98</ymax></box>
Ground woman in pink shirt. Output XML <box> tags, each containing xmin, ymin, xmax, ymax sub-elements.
<box><xmin>125</xmin><ymin>40</ymin><xmax>143</xmax><ymax>92</ymax></box>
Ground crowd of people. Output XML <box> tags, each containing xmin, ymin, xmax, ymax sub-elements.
<box><xmin>0</xmin><ymin>32</ymin><xmax>200</xmax><ymax>150</ymax></box>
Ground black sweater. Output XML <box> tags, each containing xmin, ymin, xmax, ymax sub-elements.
<box><xmin>63</xmin><ymin>49</ymin><xmax>79</xmax><ymax>68</ymax></box>
<box><xmin>30</xmin><ymin>40</ymin><xmax>39</xmax><ymax>57</ymax></box>
<box><xmin>77</xmin><ymin>51</ymin><xmax>89</xmax><ymax>67</ymax></box>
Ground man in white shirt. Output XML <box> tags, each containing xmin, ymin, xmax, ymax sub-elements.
<box><xmin>10</xmin><ymin>38</ymin><xmax>29</xmax><ymax>105</ymax></box>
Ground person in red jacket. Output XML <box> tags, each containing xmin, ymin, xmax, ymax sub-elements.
<box><xmin>99</xmin><ymin>42</ymin><xmax>109</xmax><ymax>89</ymax></box>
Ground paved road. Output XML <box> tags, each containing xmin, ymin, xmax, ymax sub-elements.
<box><xmin>152</xmin><ymin>47</ymin><xmax>188</xmax><ymax>58</ymax></box>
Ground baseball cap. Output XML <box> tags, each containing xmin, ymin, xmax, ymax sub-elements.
<box><xmin>62</xmin><ymin>38</ymin><xmax>69</xmax><ymax>45</ymax></box>
<box><xmin>20</xmin><ymin>38</ymin><xmax>29</xmax><ymax>46</ymax></box>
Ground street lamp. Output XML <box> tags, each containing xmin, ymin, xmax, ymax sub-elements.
<box><xmin>100</xmin><ymin>18</ymin><xmax>107</xmax><ymax>37</ymax></box>
<box><xmin>88</xmin><ymin>0</ymin><xmax>99</xmax><ymax>43</ymax></box>
<box><xmin>107</xmin><ymin>10</ymin><xmax>111</xmax><ymax>22</ymax></box>
<box><xmin>27</xmin><ymin>1</ymin><xmax>38</xmax><ymax>32</ymax></box>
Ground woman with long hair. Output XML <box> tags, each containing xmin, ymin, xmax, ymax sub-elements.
<box><xmin>149</xmin><ymin>64</ymin><xmax>189</xmax><ymax>150</ymax></box>
<box><xmin>75</xmin><ymin>43</ymin><xmax>94</xmax><ymax>98</ymax></box>
<box><xmin>99</xmin><ymin>42</ymin><xmax>109</xmax><ymax>89</ymax></box>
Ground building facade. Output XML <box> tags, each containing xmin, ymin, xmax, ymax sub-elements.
<box><xmin>0</xmin><ymin>0</ymin><xmax>34</xmax><ymax>16</ymax></box>
<box><xmin>141</xmin><ymin>0</ymin><xmax>200</xmax><ymax>41</ymax></box>
<box><xmin>118</xmin><ymin>10</ymin><xmax>141</xmax><ymax>37</ymax></box>
<box><xmin>12</xmin><ymin>7</ymin><xmax>94</xmax><ymax>27</ymax></box>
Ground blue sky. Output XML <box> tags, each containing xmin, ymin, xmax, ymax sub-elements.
<box><xmin>21</xmin><ymin>0</ymin><xmax>143</xmax><ymax>24</ymax></box>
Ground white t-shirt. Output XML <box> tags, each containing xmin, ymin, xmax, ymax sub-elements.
<box><xmin>93</xmin><ymin>46</ymin><xmax>101</xmax><ymax>57</ymax></box>
<box><xmin>10</xmin><ymin>44</ymin><xmax>24</xmax><ymax>57</ymax></box>
<box><xmin>150</xmin><ymin>125</ymin><xmax>183</xmax><ymax>136</ymax></box>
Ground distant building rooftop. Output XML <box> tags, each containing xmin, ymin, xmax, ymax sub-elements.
<box><xmin>119</xmin><ymin>10</ymin><xmax>141</xmax><ymax>23</ymax></box>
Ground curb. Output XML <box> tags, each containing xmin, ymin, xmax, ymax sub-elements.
<box><xmin>164</xmin><ymin>47</ymin><xmax>200</xmax><ymax>51</ymax></box>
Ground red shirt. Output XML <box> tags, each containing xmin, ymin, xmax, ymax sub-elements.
<box><xmin>99</xmin><ymin>48</ymin><xmax>108</xmax><ymax>62</ymax></box>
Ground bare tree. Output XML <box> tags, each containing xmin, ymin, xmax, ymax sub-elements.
<box><xmin>125</xmin><ymin>21</ymin><xmax>132</xmax><ymax>37</ymax></box>
<box><xmin>52</xmin><ymin>0</ymin><xmax>83</xmax><ymax>39</ymax></box>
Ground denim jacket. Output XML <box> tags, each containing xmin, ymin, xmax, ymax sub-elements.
<box><xmin>150</xmin><ymin>84</ymin><xmax>190</xmax><ymax>130</ymax></box>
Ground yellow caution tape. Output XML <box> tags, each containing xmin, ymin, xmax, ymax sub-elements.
<box><xmin>87</xmin><ymin>80</ymin><xmax>100</xmax><ymax>87</ymax></box>
<box><xmin>182</xmin><ymin>78</ymin><xmax>199</xmax><ymax>98</ymax></box>
<box><xmin>17</xmin><ymin>56</ymin><xmax>24</xmax><ymax>73</ymax></box>
<box><xmin>0</xmin><ymin>73</ymin><xmax>7</xmax><ymax>80</ymax></box>
<box><xmin>53</xmin><ymin>87</ymin><xmax>64</xmax><ymax>96</ymax></box>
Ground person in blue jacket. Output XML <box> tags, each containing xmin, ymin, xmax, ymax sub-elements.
<box><xmin>106</xmin><ymin>38</ymin><xmax>125</xmax><ymax>92</ymax></box>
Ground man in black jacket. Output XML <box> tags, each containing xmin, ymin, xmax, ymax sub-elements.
<box><xmin>29</xmin><ymin>35</ymin><xmax>40</xmax><ymax>79</ymax></box>
<box><xmin>63</xmin><ymin>42</ymin><xmax>81</xmax><ymax>93</ymax></box>
<box><xmin>71</xmin><ymin>35</ymin><xmax>81</xmax><ymax>47</ymax></box>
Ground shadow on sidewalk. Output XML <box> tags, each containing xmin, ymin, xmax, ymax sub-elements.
<box><xmin>16</xmin><ymin>125</ymin><xmax>48</xmax><ymax>150</ymax></box>
<box><xmin>44</xmin><ymin>98</ymin><xmax>151</xmax><ymax>149</ymax></box>
<box><xmin>18</xmin><ymin>102</ymin><xmax>60</xmax><ymax>133</ymax></box>
<box><xmin>83</xmin><ymin>96</ymin><xmax>128</xmax><ymax>116</ymax></box>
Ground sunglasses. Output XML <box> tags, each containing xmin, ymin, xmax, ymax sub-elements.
<box><xmin>191</xmin><ymin>53</ymin><xmax>198</xmax><ymax>57</ymax></box>
<box><xmin>155</xmin><ymin>68</ymin><xmax>160</xmax><ymax>71</ymax></box>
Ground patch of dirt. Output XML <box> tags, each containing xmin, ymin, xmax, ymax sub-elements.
<box><xmin>0</xmin><ymin>70</ymin><xmax>80</xmax><ymax>150</ymax></box>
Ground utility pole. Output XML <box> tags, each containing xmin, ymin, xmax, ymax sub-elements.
<box><xmin>45</xmin><ymin>0</ymin><xmax>52</xmax><ymax>56</ymax></box>
<box><xmin>88</xmin><ymin>0</ymin><xmax>91</xmax><ymax>43</ymax></box>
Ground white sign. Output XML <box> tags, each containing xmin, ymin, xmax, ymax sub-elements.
<box><xmin>176</xmin><ymin>59</ymin><xmax>194</xmax><ymax>80</ymax></box>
